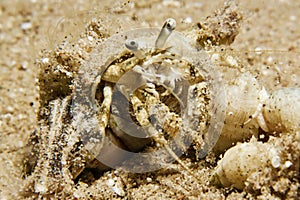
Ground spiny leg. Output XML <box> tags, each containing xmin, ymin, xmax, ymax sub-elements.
<box><xmin>153</xmin><ymin>134</ymin><xmax>202</xmax><ymax>183</ymax></box>
<box><xmin>132</xmin><ymin>90</ymin><xmax>200</xmax><ymax>183</ymax></box>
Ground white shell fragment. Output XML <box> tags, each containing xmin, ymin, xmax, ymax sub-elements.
<box><xmin>208</xmin><ymin>61</ymin><xmax>300</xmax><ymax>190</ymax></box>
<box><xmin>20</xmin><ymin>22</ymin><xmax>32</xmax><ymax>30</ymax></box>
<box><xmin>213</xmin><ymin>72</ymin><xmax>268</xmax><ymax>152</ymax></box>
<box><xmin>262</xmin><ymin>88</ymin><xmax>300</xmax><ymax>132</ymax></box>
<box><xmin>213</xmin><ymin>75</ymin><xmax>300</xmax><ymax>153</ymax></box>
<box><xmin>211</xmin><ymin>139</ymin><xmax>281</xmax><ymax>190</ymax></box>
<box><xmin>106</xmin><ymin>177</ymin><xmax>126</xmax><ymax>197</ymax></box>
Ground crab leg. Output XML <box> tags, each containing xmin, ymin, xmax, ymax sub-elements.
<box><xmin>155</xmin><ymin>18</ymin><xmax>177</xmax><ymax>49</ymax></box>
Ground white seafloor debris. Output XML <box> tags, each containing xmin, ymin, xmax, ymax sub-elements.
<box><xmin>211</xmin><ymin>138</ymin><xmax>282</xmax><ymax>190</ymax></box>
<box><xmin>211</xmin><ymin>129</ymin><xmax>300</xmax><ymax>191</ymax></box>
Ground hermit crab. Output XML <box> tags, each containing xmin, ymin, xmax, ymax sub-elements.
<box><xmin>72</xmin><ymin>14</ymin><xmax>300</xmax><ymax>186</ymax></box>
<box><xmin>71</xmin><ymin>18</ymin><xmax>227</xmax><ymax>173</ymax></box>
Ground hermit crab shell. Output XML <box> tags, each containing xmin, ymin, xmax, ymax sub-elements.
<box><xmin>263</xmin><ymin>88</ymin><xmax>300</xmax><ymax>132</ymax></box>
<box><xmin>71</xmin><ymin>24</ymin><xmax>226</xmax><ymax>172</ymax></box>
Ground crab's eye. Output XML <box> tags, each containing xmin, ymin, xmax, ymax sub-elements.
<box><xmin>165</xmin><ymin>18</ymin><xmax>176</xmax><ymax>31</ymax></box>
<box><xmin>155</xmin><ymin>18</ymin><xmax>177</xmax><ymax>49</ymax></box>
<box><xmin>125</xmin><ymin>39</ymin><xmax>144</xmax><ymax>59</ymax></box>
<box><xmin>125</xmin><ymin>39</ymin><xmax>139</xmax><ymax>51</ymax></box>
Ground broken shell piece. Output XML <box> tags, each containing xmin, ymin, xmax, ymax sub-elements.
<box><xmin>262</xmin><ymin>88</ymin><xmax>300</xmax><ymax>133</ymax></box>
<box><xmin>213</xmin><ymin>75</ymin><xmax>299</xmax><ymax>153</ymax></box>
<box><xmin>106</xmin><ymin>176</ymin><xmax>126</xmax><ymax>197</ymax></box>
<box><xmin>213</xmin><ymin>72</ymin><xmax>267</xmax><ymax>153</ymax></box>
<box><xmin>211</xmin><ymin>139</ymin><xmax>280</xmax><ymax>190</ymax></box>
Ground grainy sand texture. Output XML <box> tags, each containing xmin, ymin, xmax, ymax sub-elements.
<box><xmin>0</xmin><ymin>0</ymin><xmax>299</xmax><ymax>199</ymax></box>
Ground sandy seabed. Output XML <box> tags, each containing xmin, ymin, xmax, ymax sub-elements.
<box><xmin>0</xmin><ymin>0</ymin><xmax>299</xmax><ymax>199</ymax></box>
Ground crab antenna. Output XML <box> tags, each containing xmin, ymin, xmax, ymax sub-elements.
<box><xmin>155</xmin><ymin>18</ymin><xmax>176</xmax><ymax>49</ymax></box>
<box><xmin>125</xmin><ymin>39</ymin><xmax>144</xmax><ymax>59</ymax></box>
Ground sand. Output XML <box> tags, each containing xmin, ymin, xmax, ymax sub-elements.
<box><xmin>0</xmin><ymin>0</ymin><xmax>299</xmax><ymax>199</ymax></box>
